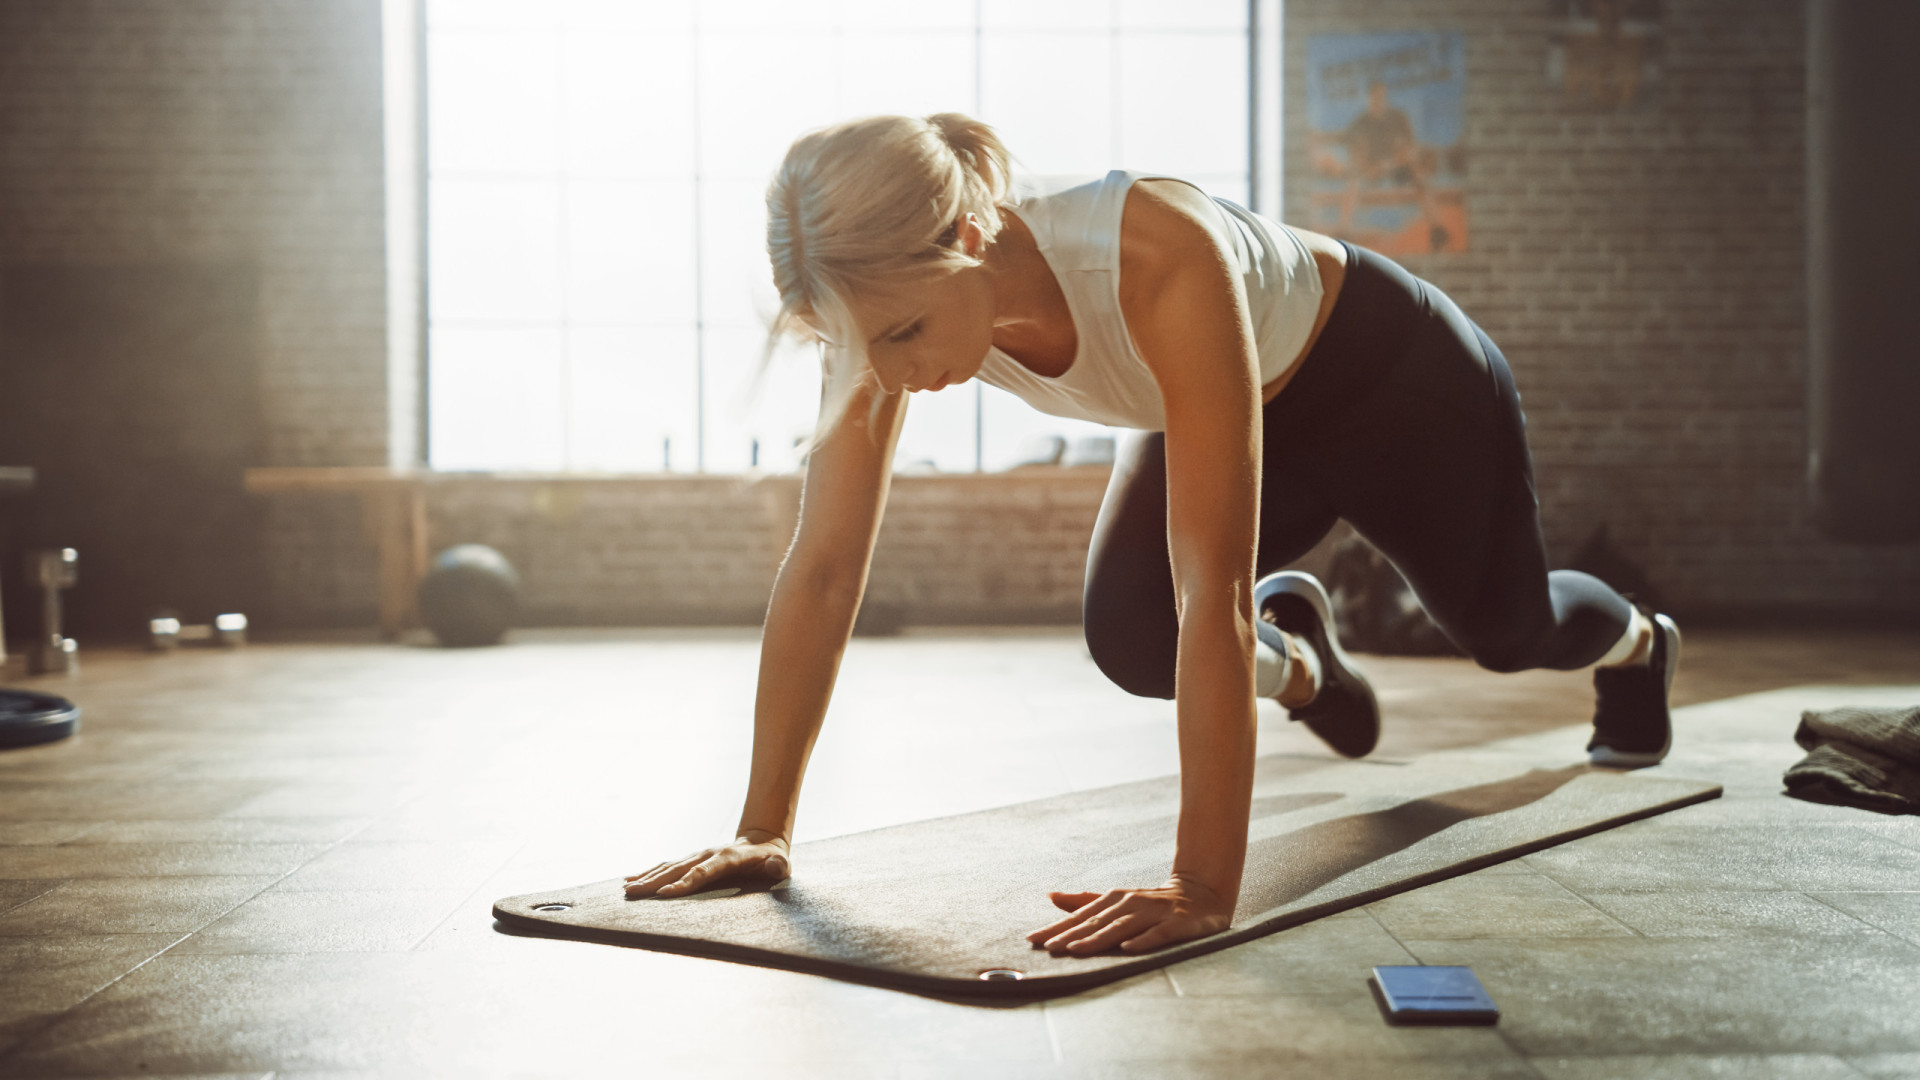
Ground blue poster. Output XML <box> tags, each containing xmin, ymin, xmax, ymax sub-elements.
<box><xmin>1305</xmin><ymin>33</ymin><xmax>1468</xmax><ymax>255</ymax></box>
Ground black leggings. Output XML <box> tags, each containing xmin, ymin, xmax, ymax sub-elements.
<box><xmin>1083</xmin><ymin>243</ymin><xmax>1631</xmax><ymax>699</ymax></box>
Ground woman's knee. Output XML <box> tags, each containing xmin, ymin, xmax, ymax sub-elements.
<box><xmin>1443</xmin><ymin>620</ymin><xmax>1545</xmax><ymax>675</ymax></box>
<box><xmin>1466</xmin><ymin>639</ymin><xmax>1540</xmax><ymax>675</ymax></box>
<box><xmin>1081</xmin><ymin>597</ymin><xmax>1177</xmax><ymax>700</ymax></box>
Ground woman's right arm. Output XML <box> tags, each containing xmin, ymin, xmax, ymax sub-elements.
<box><xmin>624</xmin><ymin>381</ymin><xmax>906</xmax><ymax>899</ymax></box>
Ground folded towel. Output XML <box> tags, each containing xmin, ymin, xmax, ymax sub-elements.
<box><xmin>1783</xmin><ymin>705</ymin><xmax>1920</xmax><ymax>814</ymax></box>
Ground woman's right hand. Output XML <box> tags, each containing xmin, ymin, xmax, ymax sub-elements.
<box><xmin>622</xmin><ymin>832</ymin><xmax>791</xmax><ymax>899</ymax></box>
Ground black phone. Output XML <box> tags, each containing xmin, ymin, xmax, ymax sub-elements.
<box><xmin>1370</xmin><ymin>965</ymin><xmax>1500</xmax><ymax>1025</ymax></box>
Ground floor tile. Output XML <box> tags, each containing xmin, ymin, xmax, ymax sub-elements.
<box><xmin>1</xmin><ymin>950</ymin><xmax>1054</xmax><ymax>1075</ymax></box>
<box><xmin>0</xmin><ymin>843</ymin><xmax>326</xmax><ymax>879</ymax></box>
<box><xmin>1043</xmin><ymin>994</ymin><xmax>1521</xmax><ymax>1063</ymax></box>
<box><xmin>1</xmin><ymin>636</ymin><xmax>1914</xmax><ymax>1075</ymax></box>
<box><xmin>0</xmin><ymin>876</ymin><xmax>276</xmax><ymax>936</ymax></box>
<box><xmin>1166</xmin><ymin>911</ymin><xmax>1417</xmax><ymax>997</ymax></box>
<box><xmin>0</xmin><ymin>934</ymin><xmax>182</xmax><ymax>1055</ymax></box>
<box><xmin>1365</xmin><ymin>871</ymin><xmax>1635</xmax><ymax>941</ymax></box>
<box><xmin>71</xmin><ymin>818</ymin><xmax>371</xmax><ymax>845</ymax></box>
<box><xmin>1405</xmin><ymin>935</ymin><xmax>1920</xmax><ymax>1056</ymax></box>
<box><xmin>1860</xmin><ymin>819</ymin><xmax>1920</xmax><ymax>853</ymax></box>
<box><xmin>1809</xmin><ymin>892</ymin><xmax>1920</xmax><ymax>945</ymax></box>
<box><xmin>175</xmin><ymin>889</ymin><xmax>473</xmax><ymax>953</ymax></box>
<box><xmin>36</xmin><ymin>1074</ymin><xmax>270</xmax><ymax>1080</ymax></box>
<box><xmin>1525</xmin><ymin>824</ymin><xmax>1920</xmax><ymax>894</ymax></box>
<box><xmin>1531</xmin><ymin>1053</ymin><xmax>1865</xmax><ymax>1079</ymax></box>
<box><xmin>272</xmin><ymin>840</ymin><xmax>520</xmax><ymax>893</ymax></box>
<box><xmin>0</xmin><ymin>878</ymin><xmax>62</xmax><ymax>917</ymax></box>
<box><xmin>1582</xmin><ymin>889</ymin><xmax>1884</xmax><ymax>939</ymax></box>
<box><xmin>1061</xmin><ymin>1065</ymin><xmax>1543</xmax><ymax>1080</ymax></box>
<box><xmin>0</xmin><ymin>821</ymin><xmax>97</xmax><ymax>845</ymax></box>
<box><xmin>218</xmin><ymin>783</ymin><xmax>425</xmax><ymax>819</ymax></box>
<box><xmin>1849</xmin><ymin>1052</ymin><xmax>1920</xmax><ymax>1079</ymax></box>
<box><xmin>0</xmin><ymin>781</ymin><xmax>272</xmax><ymax>821</ymax></box>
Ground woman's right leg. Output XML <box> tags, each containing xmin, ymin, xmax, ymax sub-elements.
<box><xmin>1082</xmin><ymin>430</ymin><xmax>1338</xmax><ymax>700</ymax></box>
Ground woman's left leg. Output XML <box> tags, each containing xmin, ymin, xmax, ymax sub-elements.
<box><xmin>1296</xmin><ymin>259</ymin><xmax>1633</xmax><ymax>675</ymax></box>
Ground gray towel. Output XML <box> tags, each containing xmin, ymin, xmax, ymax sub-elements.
<box><xmin>1783</xmin><ymin>705</ymin><xmax>1920</xmax><ymax>814</ymax></box>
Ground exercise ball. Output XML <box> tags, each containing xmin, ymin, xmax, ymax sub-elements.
<box><xmin>418</xmin><ymin>544</ymin><xmax>520</xmax><ymax>647</ymax></box>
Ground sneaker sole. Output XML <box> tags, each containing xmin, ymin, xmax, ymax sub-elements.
<box><xmin>1255</xmin><ymin>571</ymin><xmax>1380</xmax><ymax>759</ymax></box>
<box><xmin>1588</xmin><ymin>613</ymin><xmax>1680</xmax><ymax>768</ymax></box>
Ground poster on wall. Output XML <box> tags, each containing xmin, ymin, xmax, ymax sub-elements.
<box><xmin>1546</xmin><ymin>0</ymin><xmax>1662</xmax><ymax>110</ymax></box>
<box><xmin>1305</xmin><ymin>32</ymin><xmax>1468</xmax><ymax>255</ymax></box>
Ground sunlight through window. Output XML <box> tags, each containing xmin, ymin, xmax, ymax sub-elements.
<box><xmin>427</xmin><ymin>0</ymin><xmax>1256</xmax><ymax>473</ymax></box>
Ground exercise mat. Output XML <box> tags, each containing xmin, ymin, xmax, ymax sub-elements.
<box><xmin>496</xmin><ymin>753</ymin><xmax>1718</xmax><ymax>999</ymax></box>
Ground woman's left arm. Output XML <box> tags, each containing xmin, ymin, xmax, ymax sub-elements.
<box><xmin>1027</xmin><ymin>180</ymin><xmax>1262</xmax><ymax>956</ymax></box>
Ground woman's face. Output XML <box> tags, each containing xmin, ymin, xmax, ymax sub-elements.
<box><xmin>845</xmin><ymin>267</ymin><xmax>996</xmax><ymax>395</ymax></box>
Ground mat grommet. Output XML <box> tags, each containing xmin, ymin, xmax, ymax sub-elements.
<box><xmin>532</xmin><ymin>903</ymin><xmax>571</xmax><ymax>913</ymax></box>
<box><xmin>978</xmin><ymin>969</ymin><xmax>1025</xmax><ymax>982</ymax></box>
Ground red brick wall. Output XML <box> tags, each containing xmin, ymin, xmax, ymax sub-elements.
<box><xmin>271</xmin><ymin>470</ymin><xmax>1112</xmax><ymax>627</ymax></box>
<box><xmin>1284</xmin><ymin>0</ymin><xmax>1920</xmax><ymax>617</ymax></box>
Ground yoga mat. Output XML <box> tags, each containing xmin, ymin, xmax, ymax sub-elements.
<box><xmin>495</xmin><ymin>753</ymin><xmax>1718</xmax><ymax>999</ymax></box>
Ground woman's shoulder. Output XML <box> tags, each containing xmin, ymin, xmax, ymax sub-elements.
<box><xmin>1009</xmin><ymin>170</ymin><xmax>1181</xmax><ymax>270</ymax></box>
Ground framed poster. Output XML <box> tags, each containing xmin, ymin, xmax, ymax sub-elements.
<box><xmin>1304</xmin><ymin>32</ymin><xmax>1467</xmax><ymax>255</ymax></box>
<box><xmin>1546</xmin><ymin>0</ymin><xmax>1662</xmax><ymax>109</ymax></box>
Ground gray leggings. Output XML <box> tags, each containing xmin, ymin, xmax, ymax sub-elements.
<box><xmin>1082</xmin><ymin>244</ymin><xmax>1630</xmax><ymax>699</ymax></box>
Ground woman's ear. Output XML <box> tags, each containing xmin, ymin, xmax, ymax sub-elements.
<box><xmin>958</xmin><ymin>212</ymin><xmax>987</xmax><ymax>258</ymax></box>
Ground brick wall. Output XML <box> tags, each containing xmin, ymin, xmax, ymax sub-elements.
<box><xmin>5</xmin><ymin>0</ymin><xmax>1914</xmax><ymax>634</ymax></box>
<box><xmin>268</xmin><ymin>469</ymin><xmax>1112</xmax><ymax>627</ymax></box>
<box><xmin>0</xmin><ymin>0</ymin><xmax>389</xmax><ymax>465</ymax></box>
<box><xmin>0</xmin><ymin>0</ymin><xmax>388</xmax><ymax>633</ymax></box>
<box><xmin>1284</xmin><ymin>0</ymin><xmax>1920</xmax><ymax>617</ymax></box>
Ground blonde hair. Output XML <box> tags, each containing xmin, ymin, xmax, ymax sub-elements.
<box><xmin>763</xmin><ymin>113</ymin><xmax>1012</xmax><ymax>437</ymax></box>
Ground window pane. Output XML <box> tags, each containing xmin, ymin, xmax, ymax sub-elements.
<box><xmin>979</xmin><ymin>383</ymin><xmax>1118</xmax><ymax>472</ymax></box>
<box><xmin>430</xmin><ymin>178</ymin><xmax>563</xmax><ymax>322</ymax></box>
<box><xmin>430</xmin><ymin>325</ymin><xmax>566</xmax><ymax>470</ymax></box>
<box><xmin>701</xmin><ymin>327</ymin><xmax>822</xmax><ymax>473</ymax></box>
<box><xmin>562</xmin><ymin>31</ymin><xmax>696</xmax><ymax>179</ymax></box>
<box><xmin>428</xmin><ymin>3</ymin><xmax>1255</xmax><ymax>473</ymax></box>
<box><xmin>839</xmin><ymin>0</ymin><xmax>975</xmax><ymax>30</ymax></box>
<box><xmin>979</xmin><ymin>33</ymin><xmax>1113</xmax><ymax>176</ymax></box>
<box><xmin>895</xmin><ymin>385</ymin><xmax>980</xmax><ymax>473</ymax></box>
<box><xmin>699</xmin><ymin>33</ymin><xmax>842</xmax><ymax>179</ymax></box>
<box><xmin>568</xmin><ymin>326</ymin><xmax>697</xmax><ymax>471</ymax></box>
<box><xmin>429</xmin><ymin>30</ymin><xmax>561</xmax><ymax>176</ymax></box>
<box><xmin>838</xmin><ymin>31</ymin><xmax>977</xmax><ymax>119</ymax></box>
<box><xmin>565</xmin><ymin>179</ymin><xmax>697</xmax><ymax>325</ymax></box>
<box><xmin>428</xmin><ymin>0</ymin><xmax>558</xmax><ymax>32</ymax></box>
<box><xmin>699</xmin><ymin>0</ymin><xmax>836</xmax><ymax>33</ymax></box>
<box><xmin>1119</xmin><ymin>0</ymin><xmax>1246</xmax><ymax>31</ymax></box>
<box><xmin>557</xmin><ymin>0</ymin><xmax>694</xmax><ymax>34</ymax></box>
<box><xmin>700</xmin><ymin>179</ymin><xmax>779</xmax><ymax>330</ymax></box>
<box><xmin>981</xmin><ymin>0</ymin><xmax>1112</xmax><ymax>31</ymax></box>
<box><xmin>1119</xmin><ymin>33</ymin><xmax>1247</xmax><ymax>176</ymax></box>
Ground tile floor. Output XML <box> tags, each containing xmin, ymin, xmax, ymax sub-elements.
<box><xmin>0</xmin><ymin>626</ymin><xmax>1915</xmax><ymax>1078</ymax></box>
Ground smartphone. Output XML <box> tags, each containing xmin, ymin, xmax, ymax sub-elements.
<box><xmin>1369</xmin><ymin>965</ymin><xmax>1500</xmax><ymax>1025</ymax></box>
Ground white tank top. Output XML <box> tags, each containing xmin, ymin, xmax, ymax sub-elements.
<box><xmin>974</xmin><ymin>170</ymin><xmax>1324</xmax><ymax>432</ymax></box>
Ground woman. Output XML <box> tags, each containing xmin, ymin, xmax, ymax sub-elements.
<box><xmin>623</xmin><ymin>114</ymin><xmax>1680</xmax><ymax>958</ymax></box>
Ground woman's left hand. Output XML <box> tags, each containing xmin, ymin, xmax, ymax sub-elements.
<box><xmin>1025</xmin><ymin>875</ymin><xmax>1234</xmax><ymax>956</ymax></box>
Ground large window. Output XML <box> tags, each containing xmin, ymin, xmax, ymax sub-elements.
<box><xmin>425</xmin><ymin>0</ymin><xmax>1271</xmax><ymax>473</ymax></box>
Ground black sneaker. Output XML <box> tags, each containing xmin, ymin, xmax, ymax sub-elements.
<box><xmin>1255</xmin><ymin>571</ymin><xmax>1380</xmax><ymax>759</ymax></box>
<box><xmin>1587</xmin><ymin>612</ymin><xmax>1681</xmax><ymax>768</ymax></box>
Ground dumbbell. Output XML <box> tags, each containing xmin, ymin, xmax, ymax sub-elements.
<box><xmin>26</xmin><ymin>548</ymin><xmax>79</xmax><ymax>676</ymax></box>
<box><xmin>148</xmin><ymin>612</ymin><xmax>248</xmax><ymax>651</ymax></box>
